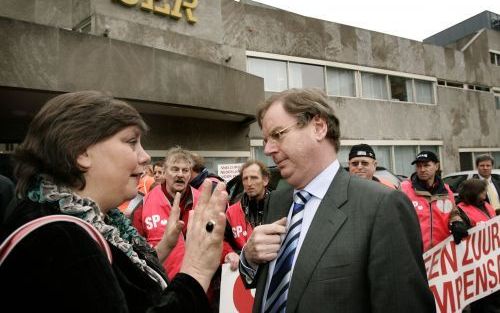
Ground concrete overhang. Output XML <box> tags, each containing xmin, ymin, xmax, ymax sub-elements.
<box><xmin>0</xmin><ymin>16</ymin><xmax>263</xmax><ymax>124</ymax></box>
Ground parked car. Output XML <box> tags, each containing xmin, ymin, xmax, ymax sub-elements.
<box><xmin>442</xmin><ymin>169</ymin><xmax>500</xmax><ymax>195</ymax></box>
<box><xmin>226</xmin><ymin>165</ymin><xmax>404</xmax><ymax>205</ymax></box>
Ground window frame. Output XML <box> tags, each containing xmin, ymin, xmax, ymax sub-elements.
<box><xmin>246</xmin><ymin>51</ymin><xmax>437</xmax><ymax>105</ymax></box>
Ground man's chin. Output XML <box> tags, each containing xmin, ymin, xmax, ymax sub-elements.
<box><xmin>278</xmin><ymin>167</ymin><xmax>291</xmax><ymax>178</ymax></box>
<box><xmin>173</xmin><ymin>187</ymin><xmax>187</xmax><ymax>193</ymax></box>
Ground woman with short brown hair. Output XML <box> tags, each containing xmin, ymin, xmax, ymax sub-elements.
<box><xmin>0</xmin><ymin>90</ymin><xmax>227</xmax><ymax>313</ymax></box>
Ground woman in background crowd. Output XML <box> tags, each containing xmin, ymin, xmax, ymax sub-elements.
<box><xmin>0</xmin><ymin>91</ymin><xmax>227</xmax><ymax>313</ymax></box>
<box><xmin>456</xmin><ymin>178</ymin><xmax>500</xmax><ymax>313</ymax></box>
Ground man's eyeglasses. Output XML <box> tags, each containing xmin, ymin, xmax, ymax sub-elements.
<box><xmin>349</xmin><ymin>160</ymin><xmax>371</xmax><ymax>167</ymax></box>
<box><xmin>263</xmin><ymin>122</ymin><xmax>299</xmax><ymax>146</ymax></box>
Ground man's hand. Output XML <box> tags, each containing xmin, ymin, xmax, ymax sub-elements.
<box><xmin>224</xmin><ymin>252</ymin><xmax>240</xmax><ymax>271</ymax></box>
<box><xmin>181</xmin><ymin>180</ymin><xmax>228</xmax><ymax>292</ymax></box>
<box><xmin>156</xmin><ymin>192</ymin><xmax>185</xmax><ymax>263</ymax></box>
<box><xmin>243</xmin><ymin>217</ymin><xmax>287</xmax><ymax>267</ymax></box>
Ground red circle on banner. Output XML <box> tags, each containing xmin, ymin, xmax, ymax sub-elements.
<box><xmin>233</xmin><ymin>276</ymin><xmax>254</xmax><ymax>313</ymax></box>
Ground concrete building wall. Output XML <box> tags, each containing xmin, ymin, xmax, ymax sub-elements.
<box><xmin>0</xmin><ymin>13</ymin><xmax>264</xmax><ymax>154</ymax></box>
<box><xmin>0</xmin><ymin>0</ymin><xmax>498</xmax><ymax>173</ymax></box>
<box><xmin>93</xmin><ymin>0</ymin><xmax>224</xmax><ymax>44</ymax></box>
<box><xmin>90</xmin><ymin>1</ymin><xmax>251</xmax><ymax>70</ymax></box>
<box><xmin>235</xmin><ymin>3</ymin><xmax>500</xmax><ymax>173</ymax></box>
<box><xmin>142</xmin><ymin>113</ymin><xmax>249</xmax><ymax>151</ymax></box>
<box><xmin>438</xmin><ymin>87</ymin><xmax>499</xmax><ymax>172</ymax></box>
<box><xmin>0</xmin><ymin>16</ymin><xmax>261</xmax><ymax>116</ymax></box>
<box><xmin>486</xmin><ymin>30</ymin><xmax>500</xmax><ymax>86</ymax></box>
<box><xmin>0</xmin><ymin>0</ymin><xmax>90</xmax><ymax>29</ymax></box>
<box><xmin>238</xmin><ymin>3</ymin><xmax>479</xmax><ymax>83</ymax></box>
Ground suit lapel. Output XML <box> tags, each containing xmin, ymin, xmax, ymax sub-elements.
<box><xmin>286</xmin><ymin>169</ymin><xmax>350</xmax><ymax>313</ymax></box>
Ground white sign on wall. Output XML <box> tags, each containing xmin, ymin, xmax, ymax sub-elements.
<box><xmin>218</xmin><ymin>163</ymin><xmax>243</xmax><ymax>181</ymax></box>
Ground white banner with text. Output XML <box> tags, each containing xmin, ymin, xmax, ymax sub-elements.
<box><xmin>424</xmin><ymin>216</ymin><xmax>500</xmax><ymax>313</ymax></box>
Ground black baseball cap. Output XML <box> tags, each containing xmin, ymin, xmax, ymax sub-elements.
<box><xmin>411</xmin><ymin>151</ymin><xmax>439</xmax><ymax>165</ymax></box>
<box><xmin>349</xmin><ymin>144</ymin><xmax>376</xmax><ymax>160</ymax></box>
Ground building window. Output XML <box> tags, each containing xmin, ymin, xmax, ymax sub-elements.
<box><xmin>459</xmin><ymin>150</ymin><xmax>500</xmax><ymax>171</ymax></box>
<box><xmin>494</xmin><ymin>152</ymin><xmax>500</xmax><ymax>168</ymax></box>
<box><xmin>326</xmin><ymin>67</ymin><xmax>356</xmax><ymax>97</ymax></box>
<box><xmin>495</xmin><ymin>94</ymin><xmax>500</xmax><ymax>110</ymax></box>
<box><xmin>247</xmin><ymin>57</ymin><xmax>287</xmax><ymax>92</ymax></box>
<box><xmin>372</xmin><ymin>146</ymin><xmax>392</xmax><ymax>169</ymax></box>
<box><xmin>490</xmin><ymin>52</ymin><xmax>500</xmax><ymax>66</ymax></box>
<box><xmin>468</xmin><ymin>85</ymin><xmax>490</xmax><ymax>92</ymax></box>
<box><xmin>361</xmin><ymin>72</ymin><xmax>388</xmax><ymax>100</ymax></box>
<box><xmin>459</xmin><ymin>152</ymin><xmax>474</xmax><ymax>171</ymax></box>
<box><xmin>446</xmin><ymin>81</ymin><xmax>464</xmax><ymax>88</ymax></box>
<box><xmin>389</xmin><ymin>76</ymin><xmax>413</xmax><ymax>102</ymax></box>
<box><xmin>246</xmin><ymin>54</ymin><xmax>437</xmax><ymax>105</ymax></box>
<box><xmin>393</xmin><ymin>146</ymin><xmax>418</xmax><ymax>177</ymax></box>
<box><xmin>415</xmin><ymin>79</ymin><xmax>435</xmax><ymax>104</ymax></box>
<box><xmin>289</xmin><ymin>62</ymin><xmax>325</xmax><ymax>89</ymax></box>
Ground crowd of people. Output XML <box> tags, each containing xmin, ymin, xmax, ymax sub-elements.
<box><xmin>0</xmin><ymin>88</ymin><xmax>499</xmax><ymax>313</ymax></box>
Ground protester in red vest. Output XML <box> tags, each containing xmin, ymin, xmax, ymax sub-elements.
<box><xmin>455</xmin><ymin>178</ymin><xmax>500</xmax><ymax>312</ymax></box>
<box><xmin>224</xmin><ymin>160</ymin><xmax>270</xmax><ymax>270</ymax></box>
<box><xmin>400</xmin><ymin>151</ymin><xmax>466</xmax><ymax>251</ymax></box>
<box><xmin>457</xmin><ymin>179</ymin><xmax>496</xmax><ymax>227</ymax></box>
<box><xmin>132</xmin><ymin>147</ymin><xmax>200</xmax><ymax>280</ymax></box>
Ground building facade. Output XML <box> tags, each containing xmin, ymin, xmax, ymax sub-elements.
<box><xmin>0</xmin><ymin>0</ymin><xmax>499</xmax><ymax>177</ymax></box>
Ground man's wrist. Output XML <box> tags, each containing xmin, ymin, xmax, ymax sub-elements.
<box><xmin>239</xmin><ymin>246</ymin><xmax>258</xmax><ymax>284</ymax></box>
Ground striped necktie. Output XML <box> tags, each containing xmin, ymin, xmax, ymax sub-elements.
<box><xmin>264</xmin><ymin>190</ymin><xmax>312</xmax><ymax>313</ymax></box>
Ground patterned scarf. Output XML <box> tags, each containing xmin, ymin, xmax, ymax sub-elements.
<box><xmin>28</xmin><ymin>176</ymin><xmax>167</xmax><ymax>289</ymax></box>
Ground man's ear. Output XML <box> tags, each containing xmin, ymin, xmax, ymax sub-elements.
<box><xmin>263</xmin><ymin>175</ymin><xmax>270</xmax><ymax>188</ymax></box>
<box><xmin>76</xmin><ymin>151</ymin><xmax>91</xmax><ymax>170</ymax></box>
<box><xmin>312</xmin><ymin>116</ymin><xmax>327</xmax><ymax>140</ymax></box>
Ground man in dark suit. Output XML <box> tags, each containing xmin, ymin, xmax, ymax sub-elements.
<box><xmin>239</xmin><ymin>88</ymin><xmax>435</xmax><ymax>313</ymax></box>
<box><xmin>475</xmin><ymin>154</ymin><xmax>500</xmax><ymax>215</ymax></box>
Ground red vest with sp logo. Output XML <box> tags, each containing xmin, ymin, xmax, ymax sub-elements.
<box><xmin>134</xmin><ymin>184</ymin><xmax>199</xmax><ymax>280</ymax></box>
<box><xmin>401</xmin><ymin>180</ymin><xmax>455</xmax><ymax>252</ymax></box>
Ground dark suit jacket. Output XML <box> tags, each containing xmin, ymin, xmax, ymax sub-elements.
<box><xmin>472</xmin><ymin>174</ymin><xmax>500</xmax><ymax>212</ymax></box>
<box><xmin>246</xmin><ymin>169</ymin><xmax>435</xmax><ymax>313</ymax></box>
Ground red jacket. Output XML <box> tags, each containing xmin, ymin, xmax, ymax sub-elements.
<box><xmin>226</xmin><ymin>201</ymin><xmax>254</xmax><ymax>251</ymax></box>
<box><xmin>401</xmin><ymin>177</ymin><xmax>455</xmax><ymax>252</ymax></box>
<box><xmin>457</xmin><ymin>202</ymin><xmax>495</xmax><ymax>227</ymax></box>
<box><xmin>132</xmin><ymin>184</ymin><xmax>200</xmax><ymax>281</ymax></box>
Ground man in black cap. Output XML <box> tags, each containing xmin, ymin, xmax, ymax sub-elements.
<box><xmin>400</xmin><ymin>151</ymin><xmax>466</xmax><ymax>252</ymax></box>
<box><xmin>348</xmin><ymin>144</ymin><xmax>395</xmax><ymax>189</ymax></box>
